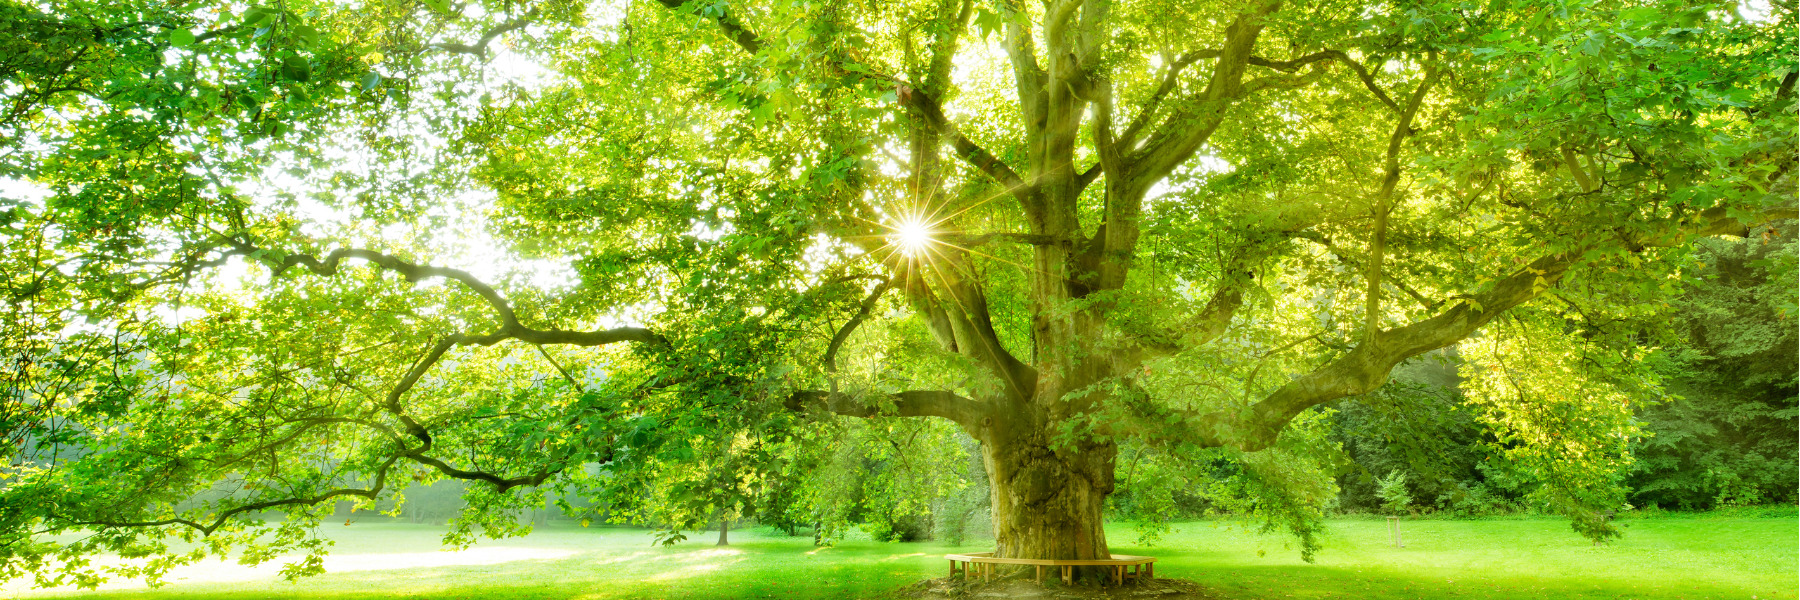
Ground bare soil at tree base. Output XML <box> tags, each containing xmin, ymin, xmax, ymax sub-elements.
<box><xmin>902</xmin><ymin>576</ymin><xmax>1227</xmax><ymax>599</ymax></box>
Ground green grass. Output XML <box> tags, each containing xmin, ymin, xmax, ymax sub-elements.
<box><xmin>6</xmin><ymin>515</ymin><xmax>1792</xmax><ymax>600</ymax></box>
<box><xmin>1118</xmin><ymin>516</ymin><xmax>1795</xmax><ymax>600</ymax></box>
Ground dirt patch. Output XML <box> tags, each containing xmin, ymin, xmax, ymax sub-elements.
<box><xmin>898</xmin><ymin>576</ymin><xmax>1226</xmax><ymax>599</ymax></box>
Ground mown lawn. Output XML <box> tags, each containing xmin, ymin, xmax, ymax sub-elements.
<box><xmin>6</xmin><ymin>514</ymin><xmax>1793</xmax><ymax>600</ymax></box>
<box><xmin>1122</xmin><ymin>515</ymin><xmax>1795</xmax><ymax>600</ymax></box>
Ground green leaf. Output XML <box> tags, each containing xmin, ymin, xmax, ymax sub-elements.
<box><xmin>419</xmin><ymin>0</ymin><xmax>454</xmax><ymax>15</ymax></box>
<box><xmin>169</xmin><ymin>29</ymin><xmax>195</xmax><ymax>48</ymax></box>
<box><xmin>281</xmin><ymin>56</ymin><xmax>311</xmax><ymax>82</ymax></box>
<box><xmin>243</xmin><ymin>7</ymin><xmax>277</xmax><ymax>26</ymax></box>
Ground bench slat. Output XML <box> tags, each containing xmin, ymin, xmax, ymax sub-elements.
<box><xmin>944</xmin><ymin>552</ymin><xmax>1156</xmax><ymax>566</ymax></box>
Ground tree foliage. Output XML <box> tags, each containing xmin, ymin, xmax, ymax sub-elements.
<box><xmin>0</xmin><ymin>0</ymin><xmax>1794</xmax><ymax>586</ymax></box>
<box><xmin>1629</xmin><ymin>224</ymin><xmax>1798</xmax><ymax>509</ymax></box>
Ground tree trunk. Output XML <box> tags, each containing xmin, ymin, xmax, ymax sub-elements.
<box><xmin>717</xmin><ymin>517</ymin><xmax>730</xmax><ymax>546</ymax></box>
<box><xmin>982</xmin><ymin>431</ymin><xmax>1116</xmax><ymax>562</ymax></box>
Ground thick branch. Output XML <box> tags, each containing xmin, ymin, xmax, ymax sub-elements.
<box><xmin>938</xmin><ymin>256</ymin><xmax>1039</xmax><ymax>401</ymax></box>
<box><xmin>1562</xmin><ymin>146</ymin><xmax>1599</xmax><ymax>193</ymax></box>
<box><xmin>1126</xmin><ymin>5</ymin><xmax>1279</xmax><ymax>189</ymax></box>
<box><xmin>901</xmin><ymin>84</ymin><xmax>1032</xmax><ymax>201</ymax></box>
<box><xmin>1215</xmin><ymin>205</ymin><xmax>1798</xmax><ymax>451</ymax></box>
<box><xmin>1002</xmin><ymin>0</ymin><xmax>1048</xmax><ymax>146</ymax></box>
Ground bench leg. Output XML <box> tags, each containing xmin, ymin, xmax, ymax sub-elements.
<box><xmin>1035</xmin><ymin>565</ymin><xmax>1042</xmax><ymax>583</ymax></box>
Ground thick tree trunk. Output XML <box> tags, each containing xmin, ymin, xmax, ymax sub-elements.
<box><xmin>717</xmin><ymin>518</ymin><xmax>730</xmax><ymax>546</ymax></box>
<box><xmin>982</xmin><ymin>432</ymin><xmax>1116</xmax><ymax>561</ymax></box>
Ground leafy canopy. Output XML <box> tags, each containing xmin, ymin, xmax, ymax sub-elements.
<box><xmin>0</xmin><ymin>0</ymin><xmax>1794</xmax><ymax>586</ymax></box>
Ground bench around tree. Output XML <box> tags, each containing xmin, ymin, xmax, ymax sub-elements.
<box><xmin>945</xmin><ymin>552</ymin><xmax>1156</xmax><ymax>586</ymax></box>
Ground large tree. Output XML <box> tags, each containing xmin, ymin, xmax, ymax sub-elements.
<box><xmin>1</xmin><ymin>0</ymin><xmax>1793</xmax><ymax>585</ymax></box>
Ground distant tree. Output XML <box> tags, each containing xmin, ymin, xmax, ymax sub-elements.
<box><xmin>1328</xmin><ymin>357</ymin><xmax>1499</xmax><ymax>514</ymax></box>
<box><xmin>1629</xmin><ymin>224</ymin><xmax>1798</xmax><ymax>509</ymax></box>
<box><xmin>1376</xmin><ymin>471</ymin><xmax>1413</xmax><ymax>516</ymax></box>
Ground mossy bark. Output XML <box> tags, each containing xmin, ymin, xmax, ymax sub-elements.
<box><xmin>983</xmin><ymin>435</ymin><xmax>1116</xmax><ymax>561</ymax></box>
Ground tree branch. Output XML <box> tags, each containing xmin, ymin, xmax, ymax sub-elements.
<box><xmin>1125</xmin><ymin>5</ymin><xmax>1279</xmax><ymax>190</ymax></box>
<box><xmin>784</xmin><ymin>389</ymin><xmax>990</xmax><ymax>430</ymax></box>
<box><xmin>900</xmin><ymin>84</ymin><xmax>1033</xmax><ymax>202</ymax></box>
<box><xmin>66</xmin><ymin>454</ymin><xmax>402</xmax><ymax>535</ymax></box>
<box><xmin>1115</xmin><ymin>50</ymin><xmax>1210</xmax><ymax>152</ymax></box>
<box><xmin>1310</xmin><ymin>50</ymin><xmax>1401</xmax><ymax>114</ymax></box>
<box><xmin>1216</xmin><ymin>203</ymin><xmax>1798</xmax><ymax>451</ymax></box>
<box><xmin>937</xmin><ymin>231</ymin><xmax>1062</xmax><ymax>247</ymax></box>
<box><xmin>647</xmin><ymin>0</ymin><xmax>1035</xmax><ymax>216</ymax></box>
<box><xmin>429</xmin><ymin>9</ymin><xmax>540</xmax><ymax>58</ymax></box>
<box><xmin>1366</xmin><ymin>66</ymin><xmax>1441</xmax><ymax>345</ymax></box>
<box><xmin>227</xmin><ymin>242</ymin><xmax>668</xmax><ymax>353</ymax></box>
<box><xmin>654</xmin><ymin>0</ymin><xmax>761</xmax><ymax>54</ymax></box>
<box><xmin>823</xmin><ymin>279</ymin><xmax>892</xmax><ymax>375</ymax></box>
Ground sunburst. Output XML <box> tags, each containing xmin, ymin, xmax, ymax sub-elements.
<box><xmin>890</xmin><ymin>215</ymin><xmax>935</xmax><ymax>258</ymax></box>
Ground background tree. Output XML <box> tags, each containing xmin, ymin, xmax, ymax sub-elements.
<box><xmin>1627</xmin><ymin>223</ymin><xmax>1798</xmax><ymax>509</ymax></box>
<box><xmin>0</xmin><ymin>0</ymin><xmax>1793</xmax><ymax>587</ymax></box>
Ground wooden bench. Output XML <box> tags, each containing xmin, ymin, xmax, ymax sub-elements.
<box><xmin>945</xmin><ymin>551</ymin><xmax>1156</xmax><ymax>586</ymax></box>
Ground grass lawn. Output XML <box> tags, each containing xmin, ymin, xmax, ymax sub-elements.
<box><xmin>5</xmin><ymin>514</ymin><xmax>1792</xmax><ymax>600</ymax></box>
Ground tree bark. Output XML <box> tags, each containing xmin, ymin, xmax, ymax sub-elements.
<box><xmin>977</xmin><ymin>409</ymin><xmax>1116</xmax><ymax>564</ymax></box>
<box><xmin>717</xmin><ymin>517</ymin><xmax>730</xmax><ymax>546</ymax></box>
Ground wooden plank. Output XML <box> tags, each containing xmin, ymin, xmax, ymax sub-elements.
<box><xmin>944</xmin><ymin>557</ymin><xmax>1157</xmax><ymax>566</ymax></box>
<box><xmin>939</xmin><ymin>553</ymin><xmax>1159</xmax><ymax>568</ymax></box>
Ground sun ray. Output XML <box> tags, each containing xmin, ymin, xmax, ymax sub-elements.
<box><xmin>892</xmin><ymin>215</ymin><xmax>934</xmax><ymax>258</ymax></box>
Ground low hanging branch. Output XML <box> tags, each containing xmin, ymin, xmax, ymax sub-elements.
<box><xmin>66</xmin><ymin>454</ymin><xmax>405</xmax><ymax>535</ymax></box>
<box><xmin>147</xmin><ymin>241</ymin><xmax>665</xmax><ymax>495</ymax></box>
